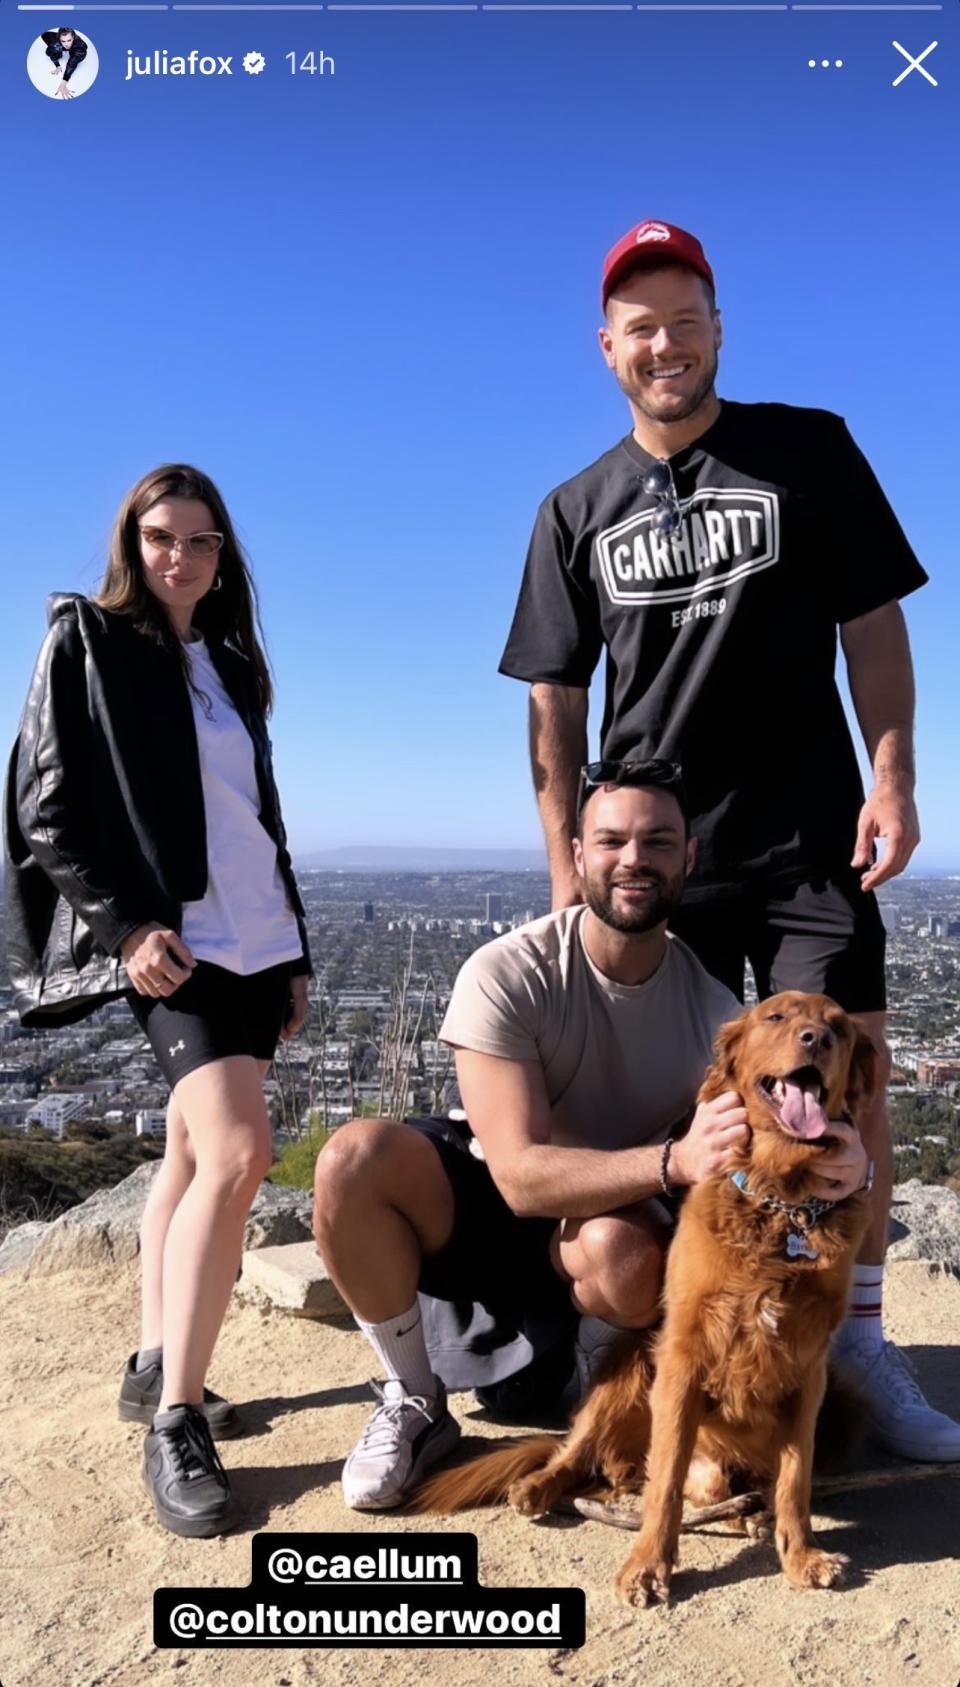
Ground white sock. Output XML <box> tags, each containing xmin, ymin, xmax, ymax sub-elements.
<box><xmin>838</xmin><ymin>1264</ymin><xmax>884</xmax><ymax>1354</ymax></box>
<box><xmin>355</xmin><ymin>1301</ymin><xmax>437</xmax><ymax>1399</ymax></box>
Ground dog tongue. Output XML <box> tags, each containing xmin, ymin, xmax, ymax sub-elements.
<box><xmin>781</xmin><ymin>1081</ymin><xmax>829</xmax><ymax>1139</ymax></box>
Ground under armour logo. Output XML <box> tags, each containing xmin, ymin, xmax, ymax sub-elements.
<box><xmin>169</xmin><ymin>1039</ymin><xmax>186</xmax><ymax>1058</ymax></box>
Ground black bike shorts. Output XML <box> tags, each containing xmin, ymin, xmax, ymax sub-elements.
<box><xmin>127</xmin><ymin>958</ymin><xmax>294</xmax><ymax>1089</ymax></box>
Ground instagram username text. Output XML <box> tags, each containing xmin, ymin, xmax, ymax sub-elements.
<box><xmin>153</xmin><ymin>1531</ymin><xmax>585</xmax><ymax>1650</ymax></box>
<box><xmin>125</xmin><ymin>48</ymin><xmax>335</xmax><ymax>77</ymax></box>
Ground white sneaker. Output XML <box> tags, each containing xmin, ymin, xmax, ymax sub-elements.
<box><xmin>836</xmin><ymin>1340</ymin><xmax>960</xmax><ymax>1461</ymax></box>
<box><xmin>341</xmin><ymin>1378</ymin><xmax>461</xmax><ymax>1510</ymax></box>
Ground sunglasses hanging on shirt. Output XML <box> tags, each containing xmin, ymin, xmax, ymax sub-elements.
<box><xmin>641</xmin><ymin>461</ymin><xmax>682</xmax><ymax>536</ymax></box>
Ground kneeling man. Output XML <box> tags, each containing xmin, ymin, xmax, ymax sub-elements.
<box><xmin>313</xmin><ymin>761</ymin><xmax>867</xmax><ymax>1509</ymax></box>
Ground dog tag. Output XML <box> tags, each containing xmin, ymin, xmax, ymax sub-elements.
<box><xmin>786</xmin><ymin>1232</ymin><xmax>818</xmax><ymax>1260</ymax></box>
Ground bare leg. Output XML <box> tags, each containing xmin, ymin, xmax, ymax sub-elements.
<box><xmin>313</xmin><ymin>1119</ymin><xmax>455</xmax><ymax>1323</ymax></box>
<box><xmin>553</xmin><ymin>1203</ymin><xmax>671</xmax><ymax>1328</ymax></box>
<box><xmin>158</xmin><ymin>1056</ymin><xmax>273</xmax><ymax>1410</ymax></box>
<box><xmin>853</xmin><ymin>1012</ymin><xmax>892</xmax><ymax>1267</ymax></box>
<box><xmin>137</xmin><ymin>1093</ymin><xmax>195</xmax><ymax>1353</ymax></box>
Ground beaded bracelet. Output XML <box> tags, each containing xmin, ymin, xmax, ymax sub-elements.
<box><xmin>659</xmin><ymin>1135</ymin><xmax>677</xmax><ymax>1198</ymax></box>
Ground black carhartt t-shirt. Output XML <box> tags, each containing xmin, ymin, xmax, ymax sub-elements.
<box><xmin>499</xmin><ymin>402</ymin><xmax>927</xmax><ymax>898</ymax></box>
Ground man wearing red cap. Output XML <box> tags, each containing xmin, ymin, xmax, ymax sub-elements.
<box><xmin>499</xmin><ymin>219</ymin><xmax>959</xmax><ymax>1462</ymax></box>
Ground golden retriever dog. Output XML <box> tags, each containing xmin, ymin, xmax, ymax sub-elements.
<box><xmin>412</xmin><ymin>991</ymin><xmax>876</xmax><ymax>1605</ymax></box>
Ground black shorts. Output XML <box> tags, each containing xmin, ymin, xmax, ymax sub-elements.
<box><xmin>127</xmin><ymin>958</ymin><xmax>294</xmax><ymax>1089</ymax></box>
<box><xmin>408</xmin><ymin>1115</ymin><xmax>577</xmax><ymax>1391</ymax></box>
<box><xmin>670</xmin><ymin>869</ymin><xmax>887</xmax><ymax>1014</ymax></box>
<box><xmin>406</xmin><ymin>1116</ymin><xmax>676</xmax><ymax>1395</ymax></box>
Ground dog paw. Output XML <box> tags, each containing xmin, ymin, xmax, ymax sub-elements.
<box><xmin>507</xmin><ymin>1475</ymin><xmax>556</xmax><ymax>1517</ymax></box>
<box><xmin>615</xmin><ymin>1554</ymin><xmax>673</xmax><ymax>1608</ymax></box>
<box><xmin>737</xmin><ymin>1509</ymin><xmax>773</xmax><ymax>1541</ymax></box>
<box><xmin>784</xmin><ymin>1549</ymin><xmax>849</xmax><ymax>1589</ymax></box>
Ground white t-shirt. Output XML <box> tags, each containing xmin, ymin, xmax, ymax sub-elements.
<box><xmin>180</xmin><ymin>637</ymin><xmax>304</xmax><ymax>976</ymax></box>
<box><xmin>440</xmin><ymin>906</ymin><xmax>740</xmax><ymax>1150</ymax></box>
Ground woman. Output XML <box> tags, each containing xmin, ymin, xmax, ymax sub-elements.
<box><xmin>4</xmin><ymin>464</ymin><xmax>311</xmax><ymax>1537</ymax></box>
<box><xmin>40</xmin><ymin>24</ymin><xmax>86</xmax><ymax>96</ymax></box>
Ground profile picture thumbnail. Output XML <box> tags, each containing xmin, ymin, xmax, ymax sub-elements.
<box><xmin>27</xmin><ymin>27</ymin><xmax>100</xmax><ymax>99</ymax></box>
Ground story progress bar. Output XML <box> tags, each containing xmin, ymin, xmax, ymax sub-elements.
<box><xmin>18</xmin><ymin>2</ymin><xmax>945</xmax><ymax>10</ymax></box>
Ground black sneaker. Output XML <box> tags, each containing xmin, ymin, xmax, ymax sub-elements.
<box><xmin>474</xmin><ymin>1342</ymin><xmax>577</xmax><ymax>1423</ymax></box>
<box><xmin>143</xmin><ymin>1403</ymin><xmax>238</xmax><ymax>1537</ymax></box>
<box><xmin>118</xmin><ymin>1352</ymin><xmax>242</xmax><ymax>1439</ymax></box>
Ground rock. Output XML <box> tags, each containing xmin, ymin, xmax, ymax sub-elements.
<box><xmin>25</xmin><ymin>1162</ymin><xmax>159</xmax><ymax>1277</ymax></box>
<box><xmin>887</xmin><ymin>1180</ymin><xmax>960</xmax><ymax>1276</ymax></box>
<box><xmin>242</xmin><ymin>1187</ymin><xmax>315</xmax><ymax>1251</ymax></box>
<box><xmin>23</xmin><ymin>1164</ymin><xmax>315</xmax><ymax>1278</ymax></box>
<box><xmin>14</xmin><ymin>1162</ymin><xmax>959</xmax><ymax>1281</ymax></box>
<box><xmin>238</xmin><ymin>1241</ymin><xmax>349</xmax><ymax>1319</ymax></box>
<box><xmin>0</xmin><ymin>1220</ymin><xmax>50</xmax><ymax>1274</ymax></box>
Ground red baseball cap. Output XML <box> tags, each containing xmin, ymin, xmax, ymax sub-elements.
<box><xmin>601</xmin><ymin>220</ymin><xmax>714</xmax><ymax>311</ymax></box>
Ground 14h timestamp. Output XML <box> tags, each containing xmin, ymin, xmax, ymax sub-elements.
<box><xmin>286</xmin><ymin>50</ymin><xmax>336</xmax><ymax>74</ymax></box>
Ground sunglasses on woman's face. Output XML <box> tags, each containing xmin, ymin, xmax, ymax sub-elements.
<box><xmin>641</xmin><ymin>461</ymin><xmax>682</xmax><ymax>536</ymax></box>
<box><xmin>139</xmin><ymin>526</ymin><xmax>224</xmax><ymax>559</ymax></box>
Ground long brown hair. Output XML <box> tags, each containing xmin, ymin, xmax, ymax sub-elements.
<box><xmin>94</xmin><ymin>463</ymin><xmax>274</xmax><ymax>717</ymax></box>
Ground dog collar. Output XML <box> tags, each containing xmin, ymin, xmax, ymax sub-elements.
<box><xmin>729</xmin><ymin>1171</ymin><xmax>836</xmax><ymax>1261</ymax></box>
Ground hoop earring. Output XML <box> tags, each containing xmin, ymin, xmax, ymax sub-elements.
<box><xmin>211</xmin><ymin>573</ymin><xmax>223</xmax><ymax>593</ymax></box>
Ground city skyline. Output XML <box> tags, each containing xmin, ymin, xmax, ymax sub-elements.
<box><xmin>293</xmin><ymin>847</ymin><xmax>960</xmax><ymax>871</ymax></box>
<box><xmin>3</xmin><ymin>869</ymin><xmax>959</xmax><ymax>1154</ymax></box>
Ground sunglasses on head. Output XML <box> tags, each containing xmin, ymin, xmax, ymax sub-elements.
<box><xmin>577</xmin><ymin>758</ymin><xmax>686</xmax><ymax>815</ymax></box>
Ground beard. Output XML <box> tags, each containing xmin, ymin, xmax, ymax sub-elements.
<box><xmin>582</xmin><ymin>866</ymin><xmax>687</xmax><ymax>935</ymax></box>
<box><xmin>616</xmin><ymin>345</ymin><xmax>718</xmax><ymax>426</ymax></box>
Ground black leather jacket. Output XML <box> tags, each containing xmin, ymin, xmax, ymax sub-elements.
<box><xmin>41</xmin><ymin>29</ymin><xmax>88</xmax><ymax>81</ymax></box>
<box><xmin>3</xmin><ymin>594</ymin><xmax>311</xmax><ymax>1027</ymax></box>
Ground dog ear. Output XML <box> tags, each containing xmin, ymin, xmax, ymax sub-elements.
<box><xmin>844</xmin><ymin>1023</ymin><xmax>879</xmax><ymax>1120</ymax></box>
<box><xmin>699</xmin><ymin>1012</ymin><xmax>748</xmax><ymax>1101</ymax></box>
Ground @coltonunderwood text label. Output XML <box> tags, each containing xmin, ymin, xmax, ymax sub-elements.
<box><xmin>596</xmin><ymin>487</ymin><xmax>781</xmax><ymax>607</ymax></box>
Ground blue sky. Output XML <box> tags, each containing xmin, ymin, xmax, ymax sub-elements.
<box><xmin>2</xmin><ymin>8</ymin><xmax>958</xmax><ymax>864</ymax></box>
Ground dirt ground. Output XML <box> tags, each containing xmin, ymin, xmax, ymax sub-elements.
<box><xmin>1</xmin><ymin>1258</ymin><xmax>958</xmax><ymax>1687</ymax></box>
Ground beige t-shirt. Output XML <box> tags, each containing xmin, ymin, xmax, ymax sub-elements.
<box><xmin>440</xmin><ymin>906</ymin><xmax>740</xmax><ymax>1150</ymax></box>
